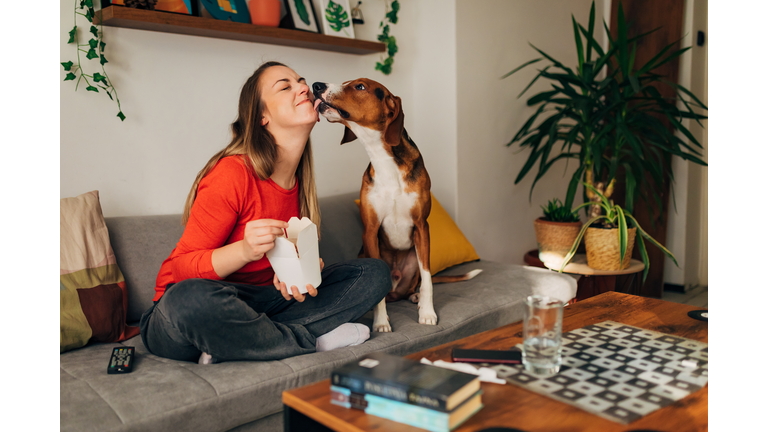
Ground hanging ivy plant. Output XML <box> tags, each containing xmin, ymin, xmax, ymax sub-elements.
<box><xmin>375</xmin><ymin>0</ymin><xmax>399</xmax><ymax>75</ymax></box>
<box><xmin>62</xmin><ymin>0</ymin><xmax>125</xmax><ymax>121</ymax></box>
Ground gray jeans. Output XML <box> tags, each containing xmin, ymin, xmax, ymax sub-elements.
<box><xmin>139</xmin><ymin>258</ymin><xmax>390</xmax><ymax>362</ymax></box>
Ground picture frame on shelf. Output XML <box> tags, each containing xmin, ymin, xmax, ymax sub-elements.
<box><xmin>197</xmin><ymin>0</ymin><xmax>251</xmax><ymax>22</ymax></box>
<box><xmin>101</xmin><ymin>0</ymin><xmax>196</xmax><ymax>15</ymax></box>
<box><xmin>280</xmin><ymin>0</ymin><xmax>320</xmax><ymax>33</ymax></box>
<box><xmin>317</xmin><ymin>0</ymin><xmax>355</xmax><ymax>39</ymax></box>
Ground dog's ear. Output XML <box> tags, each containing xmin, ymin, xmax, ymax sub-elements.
<box><xmin>384</xmin><ymin>95</ymin><xmax>404</xmax><ymax>147</ymax></box>
<box><xmin>340</xmin><ymin>126</ymin><xmax>357</xmax><ymax>144</ymax></box>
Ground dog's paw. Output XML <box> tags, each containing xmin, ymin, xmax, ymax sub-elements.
<box><xmin>373</xmin><ymin>315</ymin><xmax>391</xmax><ymax>332</ymax></box>
<box><xmin>409</xmin><ymin>292</ymin><xmax>420</xmax><ymax>303</ymax></box>
<box><xmin>418</xmin><ymin>309</ymin><xmax>437</xmax><ymax>326</ymax></box>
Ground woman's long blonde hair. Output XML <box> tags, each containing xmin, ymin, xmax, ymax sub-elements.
<box><xmin>181</xmin><ymin>61</ymin><xmax>321</xmax><ymax>231</ymax></box>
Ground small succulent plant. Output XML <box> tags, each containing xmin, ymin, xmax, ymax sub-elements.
<box><xmin>541</xmin><ymin>199</ymin><xmax>580</xmax><ymax>223</ymax></box>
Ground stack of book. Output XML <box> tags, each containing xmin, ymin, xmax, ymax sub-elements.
<box><xmin>330</xmin><ymin>352</ymin><xmax>483</xmax><ymax>432</ymax></box>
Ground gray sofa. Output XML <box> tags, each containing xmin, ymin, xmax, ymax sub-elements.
<box><xmin>60</xmin><ymin>192</ymin><xmax>577</xmax><ymax>432</ymax></box>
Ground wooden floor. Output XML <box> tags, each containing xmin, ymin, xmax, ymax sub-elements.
<box><xmin>661</xmin><ymin>285</ymin><xmax>708</xmax><ymax>308</ymax></box>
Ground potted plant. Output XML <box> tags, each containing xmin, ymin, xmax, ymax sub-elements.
<box><xmin>533</xmin><ymin>199</ymin><xmax>582</xmax><ymax>268</ymax></box>
<box><xmin>502</xmin><ymin>1</ymin><xmax>707</xmax><ymax>218</ymax></box>
<box><xmin>561</xmin><ymin>183</ymin><xmax>677</xmax><ymax>281</ymax></box>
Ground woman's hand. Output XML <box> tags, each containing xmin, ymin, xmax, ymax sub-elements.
<box><xmin>273</xmin><ymin>258</ymin><xmax>323</xmax><ymax>302</ymax></box>
<box><xmin>274</xmin><ymin>272</ymin><xmax>318</xmax><ymax>302</ymax></box>
<box><xmin>241</xmin><ymin>219</ymin><xmax>290</xmax><ymax>263</ymax></box>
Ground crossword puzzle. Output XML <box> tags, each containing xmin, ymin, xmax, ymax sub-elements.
<box><xmin>487</xmin><ymin>321</ymin><xmax>708</xmax><ymax>424</ymax></box>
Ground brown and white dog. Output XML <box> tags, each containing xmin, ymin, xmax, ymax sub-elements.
<box><xmin>312</xmin><ymin>78</ymin><xmax>481</xmax><ymax>332</ymax></box>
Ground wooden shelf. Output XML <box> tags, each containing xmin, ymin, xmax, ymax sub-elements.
<box><xmin>95</xmin><ymin>6</ymin><xmax>385</xmax><ymax>55</ymax></box>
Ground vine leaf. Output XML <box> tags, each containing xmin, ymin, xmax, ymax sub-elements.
<box><xmin>293</xmin><ymin>0</ymin><xmax>310</xmax><ymax>25</ymax></box>
<box><xmin>86</xmin><ymin>85</ymin><xmax>99</xmax><ymax>92</ymax></box>
<box><xmin>84</xmin><ymin>0</ymin><xmax>93</xmax><ymax>7</ymax></box>
<box><xmin>90</xmin><ymin>25</ymin><xmax>98</xmax><ymax>37</ymax></box>
<box><xmin>85</xmin><ymin>8</ymin><xmax>94</xmax><ymax>23</ymax></box>
<box><xmin>106</xmin><ymin>91</ymin><xmax>114</xmax><ymax>101</ymax></box>
<box><xmin>100</xmin><ymin>41</ymin><xmax>106</xmax><ymax>52</ymax></box>
<box><xmin>86</xmin><ymin>48</ymin><xmax>99</xmax><ymax>60</ymax></box>
<box><xmin>325</xmin><ymin>0</ymin><xmax>351</xmax><ymax>33</ymax></box>
<box><xmin>386</xmin><ymin>36</ymin><xmax>397</xmax><ymax>56</ymax></box>
<box><xmin>64</xmin><ymin>73</ymin><xmax>77</xmax><ymax>81</ymax></box>
<box><xmin>386</xmin><ymin>0</ymin><xmax>400</xmax><ymax>23</ymax></box>
<box><xmin>377</xmin><ymin>24</ymin><xmax>389</xmax><ymax>42</ymax></box>
<box><xmin>61</xmin><ymin>61</ymin><xmax>74</xmax><ymax>71</ymax></box>
<box><xmin>68</xmin><ymin>26</ymin><xmax>77</xmax><ymax>44</ymax></box>
<box><xmin>375</xmin><ymin>1</ymin><xmax>399</xmax><ymax>75</ymax></box>
<box><xmin>89</xmin><ymin>38</ymin><xmax>98</xmax><ymax>49</ymax></box>
<box><xmin>93</xmin><ymin>72</ymin><xmax>106</xmax><ymax>83</ymax></box>
<box><xmin>117</xmin><ymin>111</ymin><xmax>126</xmax><ymax>121</ymax></box>
<box><xmin>100</xmin><ymin>54</ymin><xmax>108</xmax><ymax>65</ymax></box>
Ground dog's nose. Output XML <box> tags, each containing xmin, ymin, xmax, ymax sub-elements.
<box><xmin>312</xmin><ymin>82</ymin><xmax>327</xmax><ymax>95</ymax></box>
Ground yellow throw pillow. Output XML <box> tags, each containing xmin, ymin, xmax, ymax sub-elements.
<box><xmin>355</xmin><ymin>193</ymin><xmax>480</xmax><ymax>275</ymax></box>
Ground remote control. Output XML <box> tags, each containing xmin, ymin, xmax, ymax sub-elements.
<box><xmin>108</xmin><ymin>346</ymin><xmax>135</xmax><ymax>374</ymax></box>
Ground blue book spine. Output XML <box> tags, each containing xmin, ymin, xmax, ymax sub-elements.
<box><xmin>331</xmin><ymin>386</ymin><xmax>480</xmax><ymax>432</ymax></box>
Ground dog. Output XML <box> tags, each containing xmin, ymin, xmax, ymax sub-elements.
<box><xmin>312</xmin><ymin>78</ymin><xmax>481</xmax><ymax>332</ymax></box>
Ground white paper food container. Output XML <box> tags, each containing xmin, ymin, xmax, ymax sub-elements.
<box><xmin>266</xmin><ymin>217</ymin><xmax>322</xmax><ymax>295</ymax></box>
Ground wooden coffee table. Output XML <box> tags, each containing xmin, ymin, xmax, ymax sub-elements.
<box><xmin>283</xmin><ymin>292</ymin><xmax>708</xmax><ymax>431</ymax></box>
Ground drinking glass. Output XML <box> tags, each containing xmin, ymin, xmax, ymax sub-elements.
<box><xmin>522</xmin><ymin>295</ymin><xmax>564</xmax><ymax>376</ymax></box>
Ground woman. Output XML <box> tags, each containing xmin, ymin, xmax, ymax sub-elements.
<box><xmin>139</xmin><ymin>61</ymin><xmax>391</xmax><ymax>364</ymax></box>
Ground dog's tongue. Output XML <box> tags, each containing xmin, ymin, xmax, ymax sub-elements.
<box><xmin>314</xmin><ymin>99</ymin><xmax>321</xmax><ymax>122</ymax></box>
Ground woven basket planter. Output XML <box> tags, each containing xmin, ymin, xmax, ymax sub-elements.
<box><xmin>584</xmin><ymin>227</ymin><xmax>637</xmax><ymax>270</ymax></box>
<box><xmin>533</xmin><ymin>218</ymin><xmax>582</xmax><ymax>268</ymax></box>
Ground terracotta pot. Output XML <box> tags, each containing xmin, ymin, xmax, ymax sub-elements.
<box><xmin>249</xmin><ymin>0</ymin><xmax>281</xmax><ymax>27</ymax></box>
<box><xmin>533</xmin><ymin>218</ymin><xmax>582</xmax><ymax>268</ymax></box>
<box><xmin>584</xmin><ymin>227</ymin><xmax>637</xmax><ymax>270</ymax></box>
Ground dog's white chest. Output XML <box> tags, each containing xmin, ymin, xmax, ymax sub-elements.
<box><xmin>362</xmin><ymin>142</ymin><xmax>417</xmax><ymax>251</ymax></box>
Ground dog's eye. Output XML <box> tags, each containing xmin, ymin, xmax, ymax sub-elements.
<box><xmin>355</xmin><ymin>84</ymin><xmax>365</xmax><ymax>91</ymax></box>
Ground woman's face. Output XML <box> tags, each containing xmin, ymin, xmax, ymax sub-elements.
<box><xmin>259</xmin><ymin>66</ymin><xmax>318</xmax><ymax>132</ymax></box>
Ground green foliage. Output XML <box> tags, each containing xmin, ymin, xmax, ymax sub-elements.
<box><xmin>294</xmin><ymin>0</ymin><xmax>311</xmax><ymax>25</ymax></box>
<box><xmin>502</xmin><ymin>1</ymin><xmax>706</xmax><ymax>216</ymax></box>
<box><xmin>560</xmin><ymin>183</ymin><xmax>678</xmax><ymax>282</ymax></box>
<box><xmin>375</xmin><ymin>1</ymin><xmax>399</xmax><ymax>75</ymax></box>
<box><xmin>541</xmin><ymin>199</ymin><xmax>580</xmax><ymax>223</ymax></box>
<box><xmin>325</xmin><ymin>0</ymin><xmax>351</xmax><ymax>35</ymax></box>
<box><xmin>62</xmin><ymin>0</ymin><xmax>124</xmax><ymax>121</ymax></box>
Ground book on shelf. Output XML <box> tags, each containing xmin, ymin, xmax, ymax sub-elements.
<box><xmin>330</xmin><ymin>352</ymin><xmax>481</xmax><ymax>412</ymax></box>
<box><xmin>331</xmin><ymin>385</ymin><xmax>483</xmax><ymax>432</ymax></box>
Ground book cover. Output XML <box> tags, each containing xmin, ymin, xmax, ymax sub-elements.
<box><xmin>331</xmin><ymin>385</ymin><xmax>484</xmax><ymax>432</ymax></box>
<box><xmin>330</xmin><ymin>352</ymin><xmax>481</xmax><ymax>412</ymax></box>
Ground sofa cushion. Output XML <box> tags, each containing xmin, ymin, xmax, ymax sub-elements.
<box><xmin>60</xmin><ymin>190</ymin><xmax>139</xmax><ymax>352</ymax></box>
<box><xmin>60</xmin><ymin>260</ymin><xmax>576</xmax><ymax>432</ymax></box>
<box><xmin>105</xmin><ymin>215</ymin><xmax>185</xmax><ymax>323</ymax></box>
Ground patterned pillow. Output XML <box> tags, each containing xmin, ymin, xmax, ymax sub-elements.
<box><xmin>60</xmin><ymin>191</ymin><xmax>139</xmax><ymax>353</ymax></box>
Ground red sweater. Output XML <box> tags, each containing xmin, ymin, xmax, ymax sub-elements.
<box><xmin>153</xmin><ymin>156</ymin><xmax>300</xmax><ymax>301</ymax></box>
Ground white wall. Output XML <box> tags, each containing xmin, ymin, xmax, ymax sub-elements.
<box><xmin>60</xmin><ymin>0</ymin><xmax>459</xmax><ymax>219</ymax></box>
<box><xmin>455</xmin><ymin>0</ymin><xmax>608</xmax><ymax>264</ymax></box>
<box><xmin>664</xmin><ymin>0</ymin><xmax>708</xmax><ymax>288</ymax></box>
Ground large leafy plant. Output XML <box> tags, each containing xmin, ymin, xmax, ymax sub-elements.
<box><xmin>503</xmin><ymin>1</ymin><xmax>706</xmax><ymax>217</ymax></box>
<box><xmin>561</xmin><ymin>183</ymin><xmax>677</xmax><ymax>282</ymax></box>
<box><xmin>61</xmin><ymin>0</ymin><xmax>125</xmax><ymax>121</ymax></box>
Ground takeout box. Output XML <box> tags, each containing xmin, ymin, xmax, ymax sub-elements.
<box><xmin>266</xmin><ymin>217</ymin><xmax>322</xmax><ymax>295</ymax></box>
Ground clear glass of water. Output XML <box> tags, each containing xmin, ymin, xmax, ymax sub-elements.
<box><xmin>522</xmin><ymin>295</ymin><xmax>564</xmax><ymax>376</ymax></box>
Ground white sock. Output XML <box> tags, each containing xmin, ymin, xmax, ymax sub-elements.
<box><xmin>198</xmin><ymin>352</ymin><xmax>217</xmax><ymax>365</ymax></box>
<box><xmin>315</xmin><ymin>323</ymin><xmax>370</xmax><ymax>352</ymax></box>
